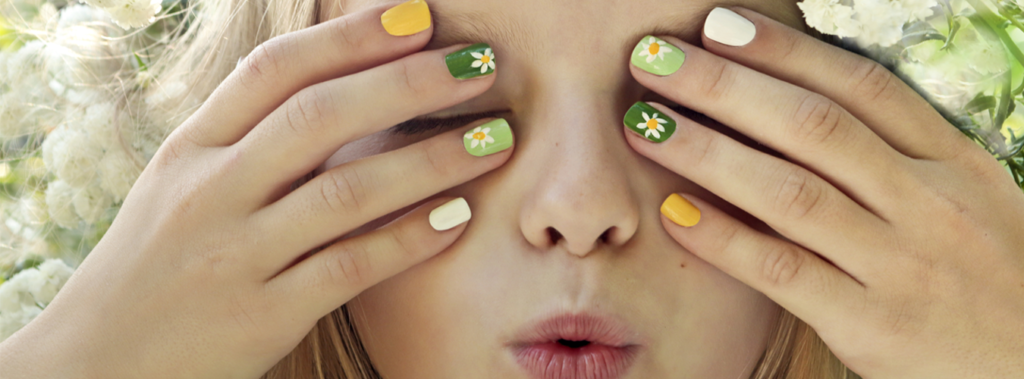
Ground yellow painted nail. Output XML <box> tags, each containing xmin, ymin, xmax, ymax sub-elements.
<box><xmin>661</xmin><ymin>193</ymin><xmax>701</xmax><ymax>227</ymax></box>
<box><xmin>381</xmin><ymin>0</ymin><xmax>431</xmax><ymax>36</ymax></box>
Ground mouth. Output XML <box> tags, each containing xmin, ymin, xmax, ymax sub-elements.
<box><xmin>507</xmin><ymin>313</ymin><xmax>643</xmax><ymax>379</ymax></box>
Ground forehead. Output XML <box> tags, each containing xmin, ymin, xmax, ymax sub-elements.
<box><xmin>351</xmin><ymin>0</ymin><xmax>804</xmax><ymax>53</ymax></box>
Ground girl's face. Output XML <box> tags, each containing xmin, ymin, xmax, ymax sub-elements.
<box><xmin>318</xmin><ymin>0</ymin><xmax>805</xmax><ymax>377</ymax></box>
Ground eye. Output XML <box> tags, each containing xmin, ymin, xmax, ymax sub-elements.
<box><xmin>389</xmin><ymin>110</ymin><xmax>509</xmax><ymax>136</ymax></box>
<box><xmin>640</xmin><ymin>92</ymin><xmax>710</xmax><ymax>123</ymax></box>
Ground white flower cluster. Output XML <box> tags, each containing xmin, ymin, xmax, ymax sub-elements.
<box><xmin>80</xmin><ymin>0</ymin><xmax>162</xmax><ymax>30</ymax></box>
<box><xmin>1</xmin><ymin>5</ymin><xmax>148</xmax><ymax>229</ymax></box>
<box><xmin>0</xmin><ymin>259</ymin><xmax>75</xmax><ymax>341</ymax></box>
<box><xmin>1</xmin><ymin>0</ymin><xmax>188</xmax><ymax>267</ymax></box>
<box><xmin>797</xmin><ymin>0</ymin><xmax>941</xmax><ymax>47</ymax></box>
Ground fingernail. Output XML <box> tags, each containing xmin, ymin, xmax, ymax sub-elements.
<box><xmin>631</xmin><ymin>35</ymin><xmax>685</xmax><ymax>76</ymax></box>
<box><xmin>661</xmin><ymin>193</ymin><xmax>700</xmax><ymax>227</ymax></box>
<box><xmin>381</xmin><ymin>0</ymin><xmax>431</xmax><ymax>36</ymax></box>
<box><xmin>463</xmin><ymin>118</ymin><xmax>512</xmax><ymax>157</ymax></box>
<box><xmin>624</xmin><ymin>102</ymin><xmax>676</xmax><ymax>143</ymax></box>
<box><xmin>430</xmin><ymin>197</ymin><xmax>471</xmax><ymax>231</ymax></box>
<box><xmin>704</xmin><ymin>7</ymin><xmax>756</xmax><ymax>47</ymax></box>
<box><xmin>446</xmin><ymin>43</ymin><xmax>496</xmax><ymax>80</ymax></box>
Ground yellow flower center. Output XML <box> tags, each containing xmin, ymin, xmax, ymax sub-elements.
<box><xmin>646</xmin><ymin>119</ymin><xmax>659</xmax><ymax>130</ymax></box>
<box><xmin>473</xmin><ymin>132</ymin><xmax>486</xmax><ymax>140</ymax></box>
<box><xmin>648</xmin><ymin>42</ymin><xmax>660</xmax><ymax>55</ymax></box>
<box><xmin>481</xmin><ymin>55</ymin><xmax>491</xmax><ymax>64</ymax></box>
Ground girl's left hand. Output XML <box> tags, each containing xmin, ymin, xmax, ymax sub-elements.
<box><xmin>626</xmin><ymin>7</ymin><xmax>1024</xmax><ymax>378</ymax></box>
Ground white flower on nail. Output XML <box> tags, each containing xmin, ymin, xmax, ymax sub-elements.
<box><xmin>470</xmin><ymin>48</ymin><xmax>496</xmax><ymax>74</ymax></box>
<box><xmin>636</xmin><ymin>112</ymin><xmax>667</xmax><ymax>139</ymax></box>
<box><xmin>637</xmin><ymin>37</ymin><xmax>672</xmax><ymax>63</ymax></box>
<box><xmin>465</xmin><ymin>126</ymin><xmax>495</xmax><ymax>149</ymax></box>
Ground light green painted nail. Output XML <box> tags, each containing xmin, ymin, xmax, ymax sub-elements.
<box><xmin>624</xmin><ymin>102</ymin><xmax>676</xmax><ymax>143</ymax></box>
<box><xmin>446</xmin><ymin>43</ymin><xmax>496</xmax><ymax>80</ymax></box>
<box><xmin>463</xmin><ymin>118</ymin><xmax>512</xmax><ymax>157</ymax></box>
<box><xmin>631</xmin><ymin>36</ymin><xmax>685</xmax><ymax>76</ymax></box>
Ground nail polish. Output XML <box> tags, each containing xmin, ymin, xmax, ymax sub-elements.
<box><xmin>463</xmin><ymin>118</ymin><xmax>513</xmax><ymax>157</ymax></box>
<box><xmin>445</xmin><ymin>43</ymin><xmax>496</xmax><ymax>79</ymax></box>
<box><xmin>623</xmin><ymin>102</ymin><xmax>676</xmax><ymax>143</ymax></box>
<box><xmin>380</xmin><ymin>0</ymin><xmax>432</xmax><ymax>36</ymax></box>
<box><xmin>631</xmin><ymin>35</ymin><xmax>686</xmax><ymax>76</ymax></box>
<box><xmin>430</xmin><ymin>197</ymin><xmax>472</xmax><ymax>231</ymax></box>
<box><xmin>704</xmin><ymin>7</ymin><xmax>756</xmax><ymax>47</ymax></box>
<box><xmin>661</xmin><ymin>193</ymin><xmax>701</xmax><ymax>227</ymax></box>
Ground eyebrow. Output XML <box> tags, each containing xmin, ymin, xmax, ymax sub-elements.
<box><xmin>427</xmin><ymin>9</ymin><xmax>538</xmax><ymax>55</ymax></box>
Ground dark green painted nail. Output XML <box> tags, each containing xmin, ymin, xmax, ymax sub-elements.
<box><xmin>624</xmin><ymin>102</ymin><xmax>676</xmax><ymax>143</ymax></box>
<box><xmin>445</xmin><ymin>43</ymin><xmax>495</xmax><ymax>79</ymax></box>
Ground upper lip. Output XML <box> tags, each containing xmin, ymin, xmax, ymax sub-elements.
<box><xmin>507</xmin><ymin>312</ymin><xmax>644</xmax><ymax>349</ymax></box>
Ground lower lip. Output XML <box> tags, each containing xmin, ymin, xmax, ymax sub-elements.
<box><xmin>514</xmin><ymin>342</ymin><xmax>638</xmax><ymax>379</ymax></box>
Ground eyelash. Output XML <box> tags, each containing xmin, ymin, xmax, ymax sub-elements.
<box><xmin>390</xmin><ymin>111</ymin><xmax>508</xmax><ymax>136</ymax></box>
<box><xmin>388</xmin><ymin>101</ymin><xmax>701</xmax><ymax>136</ymax></box>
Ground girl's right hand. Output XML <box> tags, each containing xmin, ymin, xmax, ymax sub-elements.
<box><xmin>0</xmin><ymin>3</ymin><xmax>510</xmax><ymax>378</ymax></box>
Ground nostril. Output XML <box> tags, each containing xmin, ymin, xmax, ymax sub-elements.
<box><xmin>599</xmin><ymin>228</ymin><xmax>612</xmax><ymax>243</ymax></box>
<box><xmin>546</xmin><ymin>227</ymin><xmax>563</xmax><ymax>245</ymax></box>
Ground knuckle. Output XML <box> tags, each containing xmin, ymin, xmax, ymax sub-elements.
<box><xmin>391</xmin><ymin>59</ymin><xmax>426</xmax><ymax>98</ymax></box>
<box><xmin>320</xmin><ymin>165</ymin><xmax>374</xmax><ymax>215</ymax></box>
<box><xmin>420</xmin><ymin>138</ymin><xmax>458</xmax><ymax>178</ymax></box>
<box><xmin>325</xmin><ymin>244</ymin><xmax>372</xmax><ymax>287</ymax></box>
<box><xmin>688</xmin><ymin>131</ymin><xmax>723</xmax><ymax>168</ymax></box>
<box><xmin>384</xmin><ymin>226</ymin><xmax>419</xmax><ymax>260</ymax></box>
<box><xmin>327</xmin><ymin>16</ymin><xmax>360</xmax><ymax>57</ymax></box>
<box><xmin>772</xmin><ymin>168</ymin><xmax>826</xmax><ymax>220</ymax></box>
<box><xmin>776</xmin><ymin>31</ymin><xmax>802</xmax><ymax>63</ymax></box>
<box><xmin>792</xmin><ymin>94</ymin><xmax>849</xmax><ymax>147</ymax></box>
<box><xmin>238</xmin><ymin>39</ymin><xmax>285</xmax><ymax>90</ymax></box>
<box><xmin>284</xmin><ymin>86</ymin><xmax>336</xmax><ymax>137</ymax></box>
<box><xmin>850</xmin><ymin>58</ymin><xmax>898</xmax><ymax>103</ymax></box>
<box><xmin>700</xmin><ymin>63</ymin><xmax>736</xmax><ymax>102</ymax></box>
<box><xmin>758</xmin><ymin>243</ymin><xmax>806</xmax><ymax>287</ymax></box>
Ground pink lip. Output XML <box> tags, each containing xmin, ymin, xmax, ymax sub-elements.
<box><xmin>508</xmin><ymin>313</ymin><xmax>642</xmax><ymax>379</ymax></box>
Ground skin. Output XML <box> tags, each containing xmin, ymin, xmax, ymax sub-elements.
<box><xmin>2</xmin><ymin>0</ymin><xmax>1023</xmax><ymax>378</ymax></box>
<box><xmin>322</xmin><ymin>0</ymin><xmax>804</xmax><ymax>378</ymax></box>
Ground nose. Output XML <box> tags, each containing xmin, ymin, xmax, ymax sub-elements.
<box><xmin>518</xmin><ymin>94</ymin><xmax>640</xmax><ymax>257</ymax></box>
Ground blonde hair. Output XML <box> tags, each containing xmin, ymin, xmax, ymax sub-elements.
<box><xmin>17</xmin><ymin>0</ymin><xmax>861</xmax><ymax>377</ymax></box>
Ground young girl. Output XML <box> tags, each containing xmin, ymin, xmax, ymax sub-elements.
<box><xmin>1</xmin><ymin>0</ymin><xmax>1022</xmax><ymax>378</ymax></box>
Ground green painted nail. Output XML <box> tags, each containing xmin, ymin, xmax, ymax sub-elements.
<box><xmin>463</xmin><ymin>118</ymin><xmax>512</xmax><ymax>157</ymax></box>
<box><xmin>446</xmin><ymin>43</ymin><xmax>496</xmax><ymax>80</ymax></box>
<box><xmin>631</xmin><ymin>36</ymin><xmax>685</xmax><ymax>76</ymax></box>
<box><xmin>624</xmin><ymin>102</ymin><xmax>676</xmax><ymax>143</ymax></box>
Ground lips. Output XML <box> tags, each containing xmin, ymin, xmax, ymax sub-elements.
<box><xmin>508</xmin><ymin>313</ymin><xmax>642</xmax><ymax>379</ymax></box>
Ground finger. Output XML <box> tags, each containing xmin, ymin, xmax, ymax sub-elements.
<box><xmin>629</xmin><ymin>34</ymin><xmax>911</xmax><ymax>208</ymax></box>
<box><xmin>252</xmin><ymin>118</ymin><xmax>512</xmax><ymax>271</ymax></box>
<box><xmin>658</xmin><ymin>192</ymin><xmax>865</xmax><ymax>332</ymax></box>
<box><xmin>176</xmin><ymin>2</ymin><xmax>433</xmax><ymax>148</ymax></box>
<box><xmin>700</xmin><ymin>6</ymin><xmax>974</xmax><ymax>161</ymax></box>
<box><xmin>233</xmin><ymin>43</ymin><xmax>496</xmax><ymax>203</ymax></box>
<box><xmin>267</xmin><ymin>196</ymin><xmax>471</xmax><ymax>317</ymax></box>
<box><xmin>625</xmin><ymin>102</ymin><xmax>890</xmax><ymax>277</ymax></box>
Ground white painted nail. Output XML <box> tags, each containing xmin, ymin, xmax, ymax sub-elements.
<box><xmin>704</xmin><ymin>7</ymin><xmax>756</xmax><ymax>47</ymax></box>
<box><xmin>429</xmin><ymin>197</ymin><xmax>471</xmax><ymax>231</ymax></box>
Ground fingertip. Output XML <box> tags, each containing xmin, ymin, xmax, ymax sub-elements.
<box><xmin>428</xmin><ymin>197</ymin><xmax>472</xmax><ymax>232</ymax></box>
<box><xmin>661</xmin><ymin>193</ymin><xmax>702</xmax><ymax>228</ymax></box>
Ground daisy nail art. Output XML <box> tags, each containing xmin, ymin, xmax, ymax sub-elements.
<box><xmin>446</xmin><ymin>43</ymin><xmax>497</xmax><ymax>79</ymax></box>
<box><xmin>463</xmin><ymin>118</ymin><xmax>513</xmax><ymax>157</ymax></box>
<box><xmin>631</xmin><ymin>36</ymin><xmax>685</xmax><ymax>76</ymax></box>
<box><xmin>623</xmin><ymin>102</ymin><xmax>677</xmax><ymax>143</ymax></box>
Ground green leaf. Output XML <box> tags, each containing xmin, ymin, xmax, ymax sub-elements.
<box><xmin>134</xmin><ymin>52</ymin><xmax>148</xmax><ymax>72</ymax></box>
<box><xmin>965</xmin><ymin>94</ymin><xmax>997</xmax><ymax>113</ymax></box>
<box><xmin>902</xmin><ymin>22</ymin><xmax>947</xmax><ymax>46</ymax></box>
<box><xmin>942</xmin><ymin>19</ymin><xmax>962</xmax><ymax>50</ymax></box>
